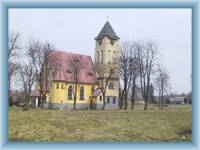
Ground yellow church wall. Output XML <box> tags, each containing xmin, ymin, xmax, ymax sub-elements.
<box><xmin>48</xmin><ymin>81</ymin><xmax>96</xmax><ymax>104</ymax></box>
<box><xmin>105</xmin><ymin>81</ymin><xmax>119</xmax><ymax>97</ymax></box>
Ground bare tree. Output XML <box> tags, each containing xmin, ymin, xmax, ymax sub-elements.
<box><xmin>68</xmin><ymin>56</ymin><xmax>83</xmax><ymax>110</ymax></box>
<box><xmin>119</xmin><ymin>41</ymin><xmax>136</xmax><ymax>110</ymax></box>
<box><xmin>155</xmin><ymin>77</ymin><xmax>162</xmax><ymax>109</ymax></box>
<box><xmin>19</xmin><ymin>62</ymin><xmax>36</xmax><ymax>107</ymax></box>
<box><xmin>118</xmin><ymin>84</ymin><xmax>123</xmax><ymax>108</ymax></box>
<box><xmin>94</xmin><ymin>63</ymin><xmax>117</xmax><ymax>110</ymax></box>
<box><xmin>136</xmin><ymin>41</ymin><xmax>157</xmax><ymax>111</ymax></box>
<box><xmin>8</xmin><ymin>62</ymin><xmax>19</xmax><ymax>96</ymax></box>
<box><xmin>8</xmin><ymin>32</ymin><xmax>21</xmax><ymax>98</ymax></box>
<box><xmin>155</xmin><ymin>65</ymin><xmax>170</xmax><ymax>110</ymax></box>
<box><xmin>8</xmin><ymin>32</ymin><xmax>20</xmax><ymax>59</ymax></box>
<box><xmin>129</xmin><ymin>44</ymin><xmax>139</xmax><ymax>110</ymax></box>
<box><xmin>27</xmin><ymin>40</ymin><xmax>54</xmax><ymax>106</ymax></box>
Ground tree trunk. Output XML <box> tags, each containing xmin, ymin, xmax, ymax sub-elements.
<box><xmin>124</xmin><ymin>89</ymin><xmax>128</xmax><ymax>110</ymax></box>
<box><xmin>101</xmin><ymin>93</ymin><xmax>106</xmax><ymax>110</ymax></box>
<box><xmin>124</xmin><ymin>80</ymin><xmax>128</xmax><ymax>110</ymax></box>
<box><xmin>144</xmin><ymin>96</ymin><xmax>148</xmax><ymax>111</ymax></box>
<box><xmin>159</xmin><ymin>95</ymin><xmax>161</xmax><ymax>110</ymax></box>
<box><xmin>74</xmin><ymin>83</ymin><xmax>78</xmax><ymax>110</ymax></box>
<box><xmin>74</xmin><ymin>97</ymin><xmax>76</xmax><ymax>110</ymax></box>
<box><xmin>131</xmin><ymin>81</ymin><xmax>136</xmax><ymax>110</ymax></box>
<box><xmin>119</xmin><ymin>89</ymin><xmax>124</xmax><ymax>109</ymax></box>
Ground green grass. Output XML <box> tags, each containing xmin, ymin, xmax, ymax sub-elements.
<box><xmin>9</xmin><ymin>105</ymin><xmax>192</xmax><ymax>142</ymax></box>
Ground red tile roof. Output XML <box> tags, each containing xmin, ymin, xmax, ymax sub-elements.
<box><xmin>49</xmin><ymin>50</ymin><xmax>96</xmax><ymax>84</ymax></box>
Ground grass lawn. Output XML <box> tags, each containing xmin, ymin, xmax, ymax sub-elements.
<box><xmin>9</xmin><ymin>105</ymin><xmax>192</xmax><ymax>142</ymax></box>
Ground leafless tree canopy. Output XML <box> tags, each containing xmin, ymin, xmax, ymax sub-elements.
<box><xmin>8</xmin><ymin>32</ymin><xmax>21</xmax><ymax>59</ymax></box>
<box><xmin>19</xmin><ymin>63</ymin><xmax>36</xmax><ymax>106</ymax></box>
<box><xmin>119</xmin><ymin>41</ymin><xmax>139</xmax><ymax>110</ymax></box>
<box><xmin>27</xmin><ymin>40</ymin><xmax>55</xmax><ymax>104</ymax></box>
<box><xmin>68</xmin><ymin>56</ymin><xmax>83</xmax><ymax>110</ymax></box>
<box><xmin>136</xmin><ymin>40</ymin><xmax>158</xmax><ymax>110</ymax></box>
<box><xmin>155</xmin><ymin>64</ymin><xmax>170</xmax><ymax>110</ymax></box>
<box><xmin>8</xmin><ymin>32</ymin><xmax>21</xmax><ymax>98</ymax></box>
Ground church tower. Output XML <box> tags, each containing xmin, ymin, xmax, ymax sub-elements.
<box><xmin>95</xmin><ymin>21</ymin><xmax>120</xmax><ymax>108</ymax></box>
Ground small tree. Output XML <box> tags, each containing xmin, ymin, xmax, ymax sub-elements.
<box><xmin>155</xmin><ymin>65</ymin><xmax>170</xmax><ymax>110</ymax></box>
<box><xmin>8</xmin><ymin>32</ymin><xmax>21</xmax><ymax>98</ymax></box>
<box><xmin>94</xmin><ymin>63</ymin><xmax>117</xmax><ymax>110</ymax></box>
<box><xmin>68</xmin><ymin>56</ymin><xmax>83</xmax><ymax>110</ymax></box>
<box><xmin>119</xmin><ymin>41</ymin><xmax>136</xmax><ymax>110</ymax></box>
<box><xmin>136</xmin><ymin>41</ymin><xmax>157</xmax><ymax>111</ymax></box>
<box><xmin>28</xmin><ymin>40</ymin><xmax>54</xmax><ymax>105</ymax></box>
<box><xmin>129</xmin><ymin>44</ymin><xmax>139</xmax><ymax>110</ymax></box>
<box><xmin>19</xmin><ymin>63</ymin><xmax>36</xmax><ymax>107</ymax></box>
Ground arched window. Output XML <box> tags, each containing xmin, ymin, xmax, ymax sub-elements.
<box><xmin>108</xmin><ymin>82</ymin><xmax>114</xmax><ymax>89</ymax></box>
<box><xmin>113</xmin><ymin>97</ymin><xmax>116</xmax><ymax>104</ymax></box>
<box><xmin>101</xmin><ymin>50</ymin><xmax>103</xmax><ymax>63</ymax></box>
<box><xmin>80</xmin><ymin>86</ymin><xmax>84</xmax><ymax>100</ymax></box>
<box><xmin>108</xmin><ymin>50</ymin><xmax>111</xmax><ymax>64</ymax></box>
<box><xmin>68</xmin><ymin>85</ymin><xmax>72</xmax><ymax>100</ymax></box>
<box><xmin>99</xmin><ymin>95</ymin><xmax>102</xmax><ymax>101</ymax></box>
<box><xmin>107</xmin><ymin>97</ymin><xmax>110</xmax><ymax>104</ymax></box>
<box><xmin>97</xmin><ymin>51</ymin><xmax>100</xmax><ymax>64</ymax></box>
<box><xmin>110</xmin><ymin>39</ymin><xmax>115</xmax><ymax>45</ymax></box>
<box><xmin>56</xmin><ymin>83</ymin><xmax>59</xmax><ymax>89</ymax></box>
<box><xmin>91</xmin><ymin>86</ymin><xmax>95</xmax><ymax>95</ymax></box>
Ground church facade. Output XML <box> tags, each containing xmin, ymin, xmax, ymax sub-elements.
<box><xmin>32</xmin><ymin>21</ymin><xmax>120</xmax><ymax>110</ymax></box>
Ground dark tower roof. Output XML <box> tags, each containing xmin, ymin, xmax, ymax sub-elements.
<box><xmin>95</xmin><ymin>21</ymin><xmax>120</xmax><ymax>40</ymax></box>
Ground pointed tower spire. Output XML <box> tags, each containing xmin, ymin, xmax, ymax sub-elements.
<box><xmin>95</xmin><ymin>21</ymin><xmax>119</xmax><ymax>40</ymax></box>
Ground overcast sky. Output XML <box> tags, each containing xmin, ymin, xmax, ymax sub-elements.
<box><xmin>9</xmin><ymin>8</ymin><xmax>192</xmax><ymax>94</ymax></box>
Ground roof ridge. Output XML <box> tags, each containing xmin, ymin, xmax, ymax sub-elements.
<box><xmin>51</xmin><ymin>50</ymin><xmax>92</xmax><ymax>58</ymax></box>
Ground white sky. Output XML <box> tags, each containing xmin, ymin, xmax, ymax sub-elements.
<box><xmin>8</xmin><ymin>8</ymin><xmax>192</xmax><ymax>94</ymax></box>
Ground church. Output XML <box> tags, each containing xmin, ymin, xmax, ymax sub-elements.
<box><xmin>32</xmin><ymin>21</ymin><xmax>120</xmax><ymax>110</ymax></box>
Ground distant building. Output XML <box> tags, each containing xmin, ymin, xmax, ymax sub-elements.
<box><xmin>166</xmin><ymin>96</ymin><xmax>190</xmax><ymax>104</ymax></box>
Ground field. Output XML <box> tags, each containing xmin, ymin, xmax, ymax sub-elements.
<box><xmin>9</xmin><ymin>105</ymin><xmax>192</xmax><ymax>142</ymax></box>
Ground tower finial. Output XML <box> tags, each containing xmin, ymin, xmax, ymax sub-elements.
<box><xmin>106</xmin><ymin>16</ymin><xmax>109</xmax><ymax>21</ymax></box>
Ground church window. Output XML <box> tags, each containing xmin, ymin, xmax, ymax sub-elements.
<box><xmin>97</xmin><ymin>51</ymin><xmax>100</xmax><ymax>63</ymax></box>
<box><xmin>68</xmin><ymin>85</ymin><xmax>72</xmax><ymax>100</ymax></box>
<box><xmin>61</xmin><ymin>84</ymin><xmax>64</xmax><ymax>89</ymax></box>
<box><xmin>56</xmin><ymin>83</ymin><xmax>59</xmax><ymax>89</ymax></box>
<box><xmin>110</xmin><ymin>39</ymin><xmax>114</xmax><ymax>45</ymax></box>
<box><xmin>108</xmin><ymin>82</ymin><xmax>114</xmax><ymax>89</ymax></box>
<box><xmin>99</xmin><ymin>96</ymin><xmax>102</xmax><ymax>101</ymax></box>
<box><xmin>113</xmin><ymin>97</ymin><xmax>116</xmax><ymax>104</ymax></box>
<box><xmin>108</xmin><ymin>50</ymin><xmax>111</xmax><ymax>63</ymax></box>
<box><xmin>101</xmin><ymin>50</ymin><xmax>103</xmax><ymax>63</ymax></box>
<box><xmin>80</xmin><ymin>86</ymin><xmax>84</xmax><ymax>100</ymax></box>
<box><xmin>107</xmin><ymin>97</ymin><xmax>110</xmax><ymax>104</ymax></box>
